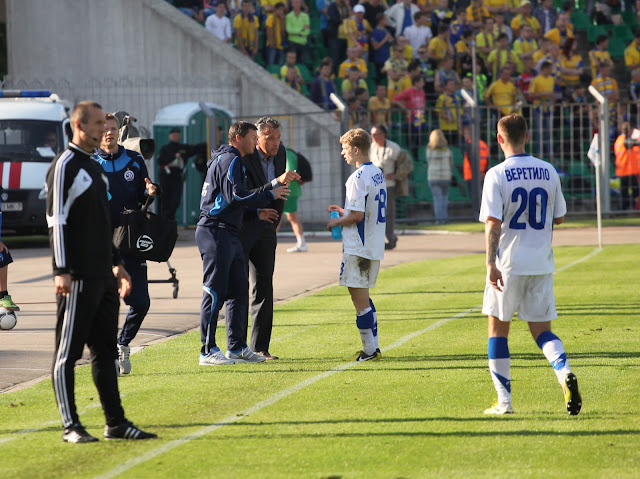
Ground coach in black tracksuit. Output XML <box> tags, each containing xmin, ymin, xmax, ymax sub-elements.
<box><xmin>240</xmin><ymin>117</ymin><xmax>300</xmax><ymax>359</ymax></box>
<box><xmin>46</xmin><ymin>101</ymin><xmax>155</xmax><ymax>443</ymax></box>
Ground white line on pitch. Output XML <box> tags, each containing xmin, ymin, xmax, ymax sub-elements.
<box><xmin>96</xmin><ymin>247</ymin><xmax>600</xmax><ymax>478</ymax></box>
<box><xmin>555</xmin><ymin>247</ymin><xmax>602</xmax><ymax>274</ymax></box>
<box><xmin>95</xmin><ymin>307</ymin><xmax>479</xmax><ymax>479</ymax></box>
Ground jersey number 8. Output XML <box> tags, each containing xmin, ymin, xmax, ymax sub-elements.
<box><xmin>375</xmin><ymin>189</ymin><xmax>387</xmax><ymax>224</ymax></box>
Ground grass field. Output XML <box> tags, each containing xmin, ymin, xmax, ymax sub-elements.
<box><xmin>1</xmin><ymin>245</ymin><xmax>639</xmax><ymax>478</ymax></box>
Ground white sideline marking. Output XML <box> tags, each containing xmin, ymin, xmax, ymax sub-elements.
<box><xmin>555</xmin><ymin>247</ymin><xmax>602</xmax><ymax>274</ymax></box>
<box><xmin>95</xmin><ymin>307</ymin><xmax>480</xmax><ymax>479</ymax></box>
<box><xmin>90</xmin><ymin>247</ymin><xmax>599</xmax><ymax>478</ymax></box>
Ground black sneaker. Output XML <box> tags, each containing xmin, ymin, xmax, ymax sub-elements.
<box><xmin>355</xmin><ymin>348</ymin><xmax>382</xmax><ymax>362</ymax></box>
<box><xmin>104</xmin><ymin>420</ymin><xmax>157</xmax><ymax>440</ymax></box>
<box><xmin>62</xmin><ymin>424</ymin><xmax>99</xmax><ymax>443</ymax></box>
<box><xmin>562</xmin><ymin>372</ymin><xmax>582</xmax><ymax>416</ymax></box>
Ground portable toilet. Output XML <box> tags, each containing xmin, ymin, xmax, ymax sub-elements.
<box><xmin>152</xmin><ymin>102</ymin><xmax>233</xmax><ymax>226</ymax></box>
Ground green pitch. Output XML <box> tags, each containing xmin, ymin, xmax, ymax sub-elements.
<box><xmin>1</xmin><ymin>245</ymin><xmax>639</xmax><ymax>478</ymax></box>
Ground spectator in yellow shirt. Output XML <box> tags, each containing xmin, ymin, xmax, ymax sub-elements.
<box><xmin>487</xmin><ymin>33</ymin><xmax>519</xmax><ymax>78</ymax></box>
<box><xmin>234</xmin><ymin>0</ymin><xmax>260</xmax><ymax>59</ymax></box>
<box><xmin>588</xmin><ymin>35</ymin><xmax>613</xmax><ymax>81</ymax></box>
<box><xmin>513</xmin><ymin>25</ymin><xmax>538</xmax><ymax>73</ymax></box>
<box><xmin>342</xmin><ymin>67</ymin><xmax>368</xmax><ymax>100</ymax></box>
<box><xmin>591</xmin><ymin>60</ymin><xmax>621</xmax><ymax>136</ymax></box>
<box><xmin>486</xmin><ymin>0</ymin><xmax>510</xmax><ymax>16</ymax></box>
<box><xmin>368</xmin><ymin>84</ymin><xmax>392</xmax><ymax>127</ymax></box>
<box><xmin>466</xmin><ymin>0</ymin><xmax>491</xmax><ymax>29</ymax></box>
<box><xmin>344</xmin><ymin>5</ymin><xmax>373</xmax><ymax>56</ymax></box>
<box><xmin>533</xmin><ymin>37</ymin><xmax>552</xmax><ymax>64</ymax></box>
<box><xmin>435</xmin><ymin>78</ymin><xmax>462</xmax><ymax>146</ymax></box>
<box><xmin>427</xmin><ymin>24</ymin><xmax>454</xmax><ymax>67</ymax></box>
<box><xmin>544</xmin><ymin>12</ymin><xmax>574</xmax><ymax>47</ymax></box>
<box><xmin>560</xmin><ymin>37</ymin><xmax>584</xmax><ymax>92</ymax></box>
<box><xmin>625</xmin><ymin>30</ymin><xmax>640</xmax><ymax>73</ymax></box>
<box><xmin>283</xmin><ymin>65</ymin><xmax>302</xmax><ymax>92</ymax></box>
<box><xmin>484</xmin><ymin>66</ymin><xmax>518</xmax><ymax>117</ymax></box>
<box><xmin>384</xmin><ymin>43</ymin><xmax>412</xmax><ymax>100</ymax></box>
<box><xmin>476</xmin><ymin>17</ymin><xmax>497</xmax><ymax>65</ymax></box>
<box><xmin>510</xmin><ymin>0</ymin><xmax>541</xmax><ymax>39</ymax></box>
<box><xmin>493</xmin><ymin>11</ymin><xmax>513</xmax><ymax>43</ymax></box>
<box><xmin>280</xmin><ymin>50</ymin><xmax>304</xmax><ymax>85</ymax></box>
<box><xmin>529</xmin><ymin>61</ymin><xmax>555</xmax><ymax>156</ymax></box>
<box><xmin>265</xmin><ymin>2</ymin><xmax>287</xmax><ymax>66</ymax></box>
<box><xmin>338</xmin><ymin>46</ymin><xmax>368</xmax><ymax>79</ymax></box>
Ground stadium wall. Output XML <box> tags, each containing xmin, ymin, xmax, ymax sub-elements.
<box><xmin>4</xmin><ymin>0</ymin><xmax>343</xmax><ymax>223</ymax></box>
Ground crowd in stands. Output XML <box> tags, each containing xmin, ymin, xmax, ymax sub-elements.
<box><xmin>168</xmin><ymin>0</ymin><xmax>640</xmax><ymax>153</ymax></box>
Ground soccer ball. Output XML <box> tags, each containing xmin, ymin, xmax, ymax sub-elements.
<box><xmin>0</xmin><ymin>307</ymin><xmax>17</xmax><ymax>330</ymax></box>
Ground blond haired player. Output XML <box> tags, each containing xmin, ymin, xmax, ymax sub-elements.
<box><xmin>327</xmin><ymin>129</ymin><xmax>386</xmax><ymax>361</ymax></box>
<box><xmin>480</xmin><ymin>113</ymin><xmax>581</xmax><ymax>415</ymax></box>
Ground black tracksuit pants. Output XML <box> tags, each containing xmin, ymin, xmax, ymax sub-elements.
<box><xmin>52</xmin><ymin>277</ymin><xmax>125</xmax><ymax>428</ymax></box>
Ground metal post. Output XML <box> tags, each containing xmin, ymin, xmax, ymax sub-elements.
<box><xmin>588</xmin><ymin>86</ymin><xmax>611</xmax><ymax>216</ymax></box>
<box><xmin>460</xmin><ymin>89</ymin><xmax>481</xmax><ymax>216</ymax></box>
<box><xmin>588</xmin><ymin>85</ymin><xmax>609</xmax><ymax>248</ymax></box>
<box><xmin>330</xmin><ymin>92</ymin><xmax>350</xmax><ymax>192</ymax></box>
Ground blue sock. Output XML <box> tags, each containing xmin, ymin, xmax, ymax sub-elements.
<box><xmin>536</xmin><ymin>331</ymin><xmax>571</xmax><ymax>382</ymax></box>
<box><xmin>488</xmin><ymin>337</ymin><xmax>511</xmax><ymax>405</ymax></box>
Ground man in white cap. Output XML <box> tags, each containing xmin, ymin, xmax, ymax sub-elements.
<box><xmin>345</xmin><ymin>4</ymin><xmax>373</xmax><ymax>61</ymax></box>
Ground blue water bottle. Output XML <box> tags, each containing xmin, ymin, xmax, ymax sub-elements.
<box><xmin>330</xmin><ymin>211</ymin><xmax>342</xmax><ymax>241</ymax></box>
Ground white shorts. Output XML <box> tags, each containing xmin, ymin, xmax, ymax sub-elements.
<box><xmin>339</xmin><ymin>253</ymin><xmax>380</xmax><ymax>289</ymax></box>
<box><xmin>482</xmin><ymin>273</ymin><xmax>557</xmax><ymax>322</ymax></box>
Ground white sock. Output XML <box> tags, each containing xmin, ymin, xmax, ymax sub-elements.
<box><xmin>298</xmin><ymin>235</ymin><xmax>306</xmax><ymax>247</ymax></box>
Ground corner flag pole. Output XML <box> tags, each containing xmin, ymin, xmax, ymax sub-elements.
<box><xmin>588</xmin><ymin>85</ymin><xmax>607</xmax><ymax>248</ymax></box>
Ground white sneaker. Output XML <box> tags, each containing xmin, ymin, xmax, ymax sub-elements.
<box><xmin>199</xmin><ymin>350</ymin><xmax>236</xmax><ymax>365</ymax></box>
<box><xmin>484</xmin><ymin>400</ymin><xmax>514</xmax><ymax>415</ymax></box>
<box><xmin>287</xmin><ymin>244</ymin><xmax>308</xmax><ymax>253</ymax></box>
<box><xmin>118</xmin><ymin>344</ymin><xmax>131</xmax><ymax>375</ymax></box>
<box><xmin>225</xmin><ymin>347</ymin><xmax>267</xmax><ymax>363</ymax></box>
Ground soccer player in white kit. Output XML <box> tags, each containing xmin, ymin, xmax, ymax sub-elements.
<box><xmin>479</xmin><ymin>114</ymin><xmax>582</xmax><ymax>415</ymax></box>
<box><xmin>327</xmin><ymin>128</ymin><xmax>387</xmax><ymax>361</ymax></box>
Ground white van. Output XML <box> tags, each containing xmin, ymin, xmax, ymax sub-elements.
<box><xmin>0</xmin><ymin>90</ymin><xmax>70</xmax><ymax>234</ymax></box>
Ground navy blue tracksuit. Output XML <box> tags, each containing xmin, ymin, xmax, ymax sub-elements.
<box><xmin>94</xmin><ymin>146</ymin><xmax>152</xmax><ymax>346</ymax></box>
<box><xmin>196</xmin><ymin>144</ymin><xmax>276</xmax><ymax>354</ymax></box>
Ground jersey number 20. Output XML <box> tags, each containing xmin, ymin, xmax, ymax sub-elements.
<box><xmin>509</xmin><ymin>187</ymin><xmax>548</xmax><ymax>230</ymax></box>
<box><xmin>375</xmin><ymin>189</ymin><xmax>387</xmax><ymax>224</ymax></box>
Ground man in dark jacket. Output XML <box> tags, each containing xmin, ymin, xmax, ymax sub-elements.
<box><xmin>156</xmin><ymin>128</ymin><xmax>205</xmax><ymax>221</ymax></box>
<box><xmin>197</xmin><ymin>121</ymin><xmax>289</xmax><ymax>366</ymax></box>
<box><xmin>240</xmin><ymin>117</ymin><xmax>300</xmax><ymax>360</ymax></box>
<box><xmin>95</xmin><ymin>113</ymin><xmax>157</xmax><ymax>375</ymax></box>
<box><xmin>46</xmin><ymin>101</ymin><xmax>156</xmax><ymax>443</ymax></box>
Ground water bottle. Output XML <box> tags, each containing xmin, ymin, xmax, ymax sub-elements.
<box><xmin>330</xmin><ymin>211</ymin><xmax>342</xmax><ymax>241</ymax></box>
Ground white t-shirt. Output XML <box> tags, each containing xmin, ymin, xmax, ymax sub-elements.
<box><xmin>479</xmin><ymin>153</ymin><xmax>567</xmax><ymax>275</ymax></box>
<box><xmin>403</xmin><ymin>24</ymin><xmax>433</xmax><ymax>58</ymax></box>
<box><xmin>343</xmin><ymin>162</ymin><xmax>387</xmax><ymax>260</ymax></box>
<box><xmin>205</xmin><ymin>14</ymin><xmax>232</xmax><ymax>42</ymax></box>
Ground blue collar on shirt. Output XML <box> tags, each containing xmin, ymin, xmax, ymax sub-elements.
<box><xmin>505</xmin><ymin>153</ymin><xmax>529</xmax><ymax>160</ymax></box>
